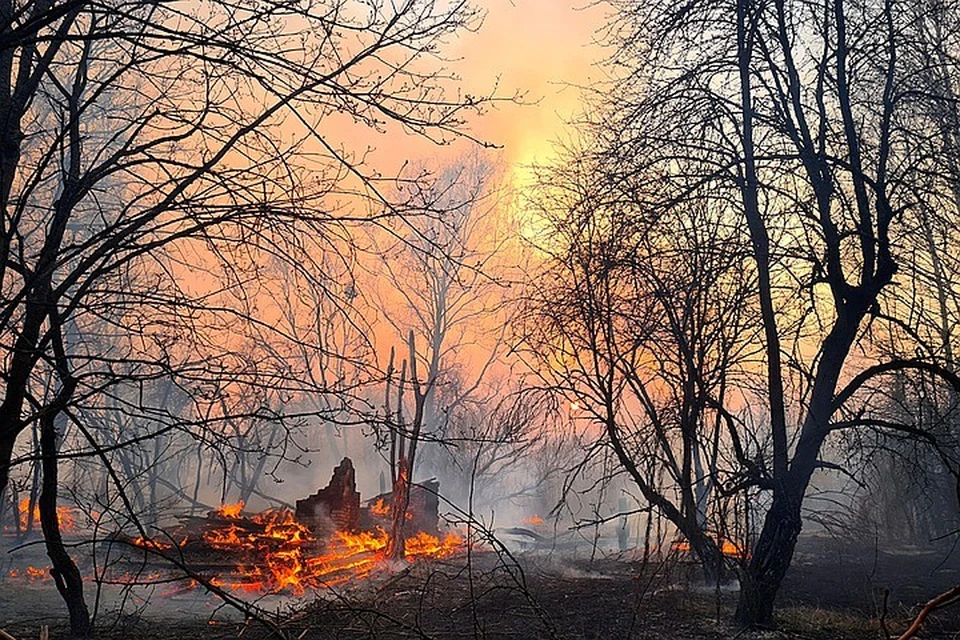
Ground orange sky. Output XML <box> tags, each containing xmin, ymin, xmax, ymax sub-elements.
<box><xmin>363</xmin><ymin>0</ymin><xmax>609</xmax><ymax>185</ymax></box>
<box><xmin>453</xmin><ymin>0</ymin><xmax>608</xmax><ymax>167</ymax></box>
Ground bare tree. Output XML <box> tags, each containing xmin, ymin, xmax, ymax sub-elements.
<box><xmin>586</xmin><ymin>0</ymin><xmax>960</xmax><ymax>625</ymax></box>
<box><xmin>0</xmin><ymin>0</ymin><xmax>494</xmax><ymax>633</ymax></box>
<box><xmin>522</xmin><ymin>145</ymin><xmax>758</xmax><ymax>581</ymax></box>
<box><xmin>370</xmin><ymin>153</ymin><xmax>530</xmax><ymax>506</ymax></box>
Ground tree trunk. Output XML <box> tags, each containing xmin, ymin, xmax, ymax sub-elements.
<box><xmin>734</xmin><ymin>493</ymin><xmax>803</xmax><ymax>625</ymax></box>
<box><xmin>38</xmin><ymin>411</ymin><xmax>91</xmax><ymax>638</ymax></box>
<box><xmin>387</xmin><ymin>457</ymin><xmax>410</xmax><ymax>560</ymax></box>
<box><xmin>691</xmin><ymin>535</ymin><xmax>727</xmax><ymax>585</ymax></box>
<box><xmin>0</xmin><ymin>434</ymin><xmax>16</xmax><ymax>501</ymax></box>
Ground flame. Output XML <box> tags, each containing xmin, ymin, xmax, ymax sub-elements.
<box><xmin>522</xmin><ymin>515</ymin><xmax>544</xmax><ymax>525</ymax></box>
<box><xmin>130</xmin><ymin>536</ymin><xmax>186</xmax><ymax>551</ymax></box>
<box><xmin>671</xmin><ymin>535</ymin><xmax>745</xmax><ymax>558</ymax></box>
<box><xmin>370</xmin><ymin>498</ymin><xmax>390</xmax><ymax>517</ymax></box>
<box><xmin>8</xmin><ymin>566</ymin><xmax>50</xmax><ymax>582</ymax></box>
<box><xmin>191</xmin><ymin>506</ymin><xmax>464</xmax><ymax>594</ymax></box>
<box><xmin>216</xmin><ymin>501</ymin><xmax>245</xmax><ymax>519</ymax></box>
<box><xmin>6</xmin><ymin>503</ymin><xmax>467</xmax><ymax>595</ymax></box>
<box><xmin>405</xmin><ymin>531</ymin><xmax>463</xmax><ymax>559</ymax></box>
<box><xmin>720</xmin><ymin>539</ymin><xmax>742</xmax><ymax>556</ymax></box>
<box><xmin>369</xmin><ymin>497</ymin><xmax>412</xmax><ymax>520</ymax></box>
<box><xmin>200</xmin><ymin>508</ymin><xmax>464</xmax><ymax>594</ymax></box>
<box><xmin>16</xmin><ymin>498</ymin><xmax>75</xmax><ymax>532</ymax></box>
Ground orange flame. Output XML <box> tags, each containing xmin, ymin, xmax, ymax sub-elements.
<box><xmin>130</xmin><ymin>536</ymin><xmax>186</xmax><ymax>551</ymax></box>
<box><xmin>370</xmin><ymin>498</ymin><xmax>390</xmax><ymax>517</ymax></box>
<box><xmin>9</xmin><ymin>566</ymin><xmax>50</xmax><ymax>582</ymax></box>
<box><xmin>6</xmin><ymin>504</ymin><xmax>467</xmax><ymax>595</ymax></box>
<box><xmin>17</xmin><ymin>498</ymin><xmax>75</xmax><ymax>532</ymax></box>
<box><xmin>198</xmin><ymin>507</ymin><xmax>464</xmax><ymax>594</ymax></box>
<box><xmin>215</xmin><ymin>501</ymin><xmax>245</xmax><ymax>519</ymax></box>
<box><xmin>671</xmin><ymin>535</ymin><xmax>745</xmax><ymax>558</ymax></box>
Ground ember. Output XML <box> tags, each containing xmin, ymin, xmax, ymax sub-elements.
<box><xmin>8</xmin><ymin>565</ymin><xmax>50</xmax><ymax>581</ymax></box>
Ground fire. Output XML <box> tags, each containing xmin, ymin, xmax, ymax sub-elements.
<box><xmin>720</xmin><ymin>539</ymin><xmax>742</xmax><ymax>556</ymax></box>
<box><xmin>405</xmin><ymin>531</ymin><xmax>463</xmax><ymax>559</ymax></box>
<box><xmin>216</xmin><ymin>501</ymin><xmax>245</xmax><ymax>519</ymax></box>
<box><xmin>16</xmin><ymin>498</ymin><xmax>76</xmax><ymax>532</ymax></box>
<box><xmin>671</xmin><ymin>535</ymin><xmax>745</xmax><ymax>558</ymax></box>
<box><xmin>368</xmin><ymin>498</ymin><xmax>412</xmax><ymax>520</ymax></box>
<box><xmin>522</xmin><ymin>515</ymin><xmax>544</xmax><ymax>525</ymax></box>
<box><xmin>194</xmin><ymin>508</ymin><xmax>465</xmax><ymax>594</ymax></box>
<box><xmin>130</xmin><ymin>536</ymin><xmax>186</xmax><ymax>551</ymax></box>
<box><xmin>5</xmin><ymin>501</ymin><xmax>467</xmax><ymax>596</ymax></box>
<box><xmin>8</xmin><ymin>566</ymin><xmax>50</xmax><ymax>582</ymax></box>
<box><xmin>26</xmin><ymin>566</ymin><xmax>47</xmax><ymax>578</ymax></box>
<box><xmin>370</xmin><ymin>498</ymin><xmax>390</xmax><ymax>516</ymax></box>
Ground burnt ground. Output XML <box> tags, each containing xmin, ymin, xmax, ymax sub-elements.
<box><xmin>3</xmin><ymin>535</ymin><xmax>960</xmax><ymax>639</ymax></box>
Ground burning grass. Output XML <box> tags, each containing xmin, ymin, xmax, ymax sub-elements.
<box><xmin>671</xmin><ymin>535</ymin><xmax>745</xmax><ymax>559</ymax></box>
<box><xmin>9</xmin><ymin>497</ymin><xmax>77</xmax><ymax>533</ymax></box>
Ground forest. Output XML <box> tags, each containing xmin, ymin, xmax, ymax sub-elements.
<box><xmin>1</xmin><ymin>0</ymin><xmax>960</xmax><ymax>638</ymax></box>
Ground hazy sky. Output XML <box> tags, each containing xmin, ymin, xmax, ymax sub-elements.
<box><xmin>453</xmin><ymin>0</ymin><xmax>608</xmax><ymax>175</ymax></box>
<box><xmin>361</xmin><ymin>0</ymin><xmax>609</xmax><ymax>187</ymax></box>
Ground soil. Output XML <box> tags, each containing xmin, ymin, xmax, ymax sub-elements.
<box><xmin>2</xmin><ymin>535</ymin><xmax>960</xmax><ymax>639</ymax></box>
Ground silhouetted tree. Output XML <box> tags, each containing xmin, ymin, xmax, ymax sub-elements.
<box><xmin>0</xmin><ymin>0</ymin><xmax>493</xmax><ymax>633</ymax></box>
<box><xmin>558</xmin><ymin>0</ymin><xmax>960</xmax><ymax>624</ymax></box>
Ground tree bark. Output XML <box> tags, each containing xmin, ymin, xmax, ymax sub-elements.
<box><xmin>734</xmin><ymin>491</ymin><xmax>803</xmax><ymax>625</ymax></box>
<box><xmin>38</xmin><ymin>411</ymin><xmax>91</xmax><ymax>638</ymax></box>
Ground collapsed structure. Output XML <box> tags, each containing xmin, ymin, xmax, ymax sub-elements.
<box><xmin>295</xmin><ymin>456</ymin><xmax>440</xmax><ymax>536</ymax></box>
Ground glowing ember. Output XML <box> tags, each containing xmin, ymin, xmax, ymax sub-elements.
<box><xmin>130</xmin><ymin>536</ymin><xmax>184</xmax><ymax>551</ymax></box>
<box><xmin>8</xmin><ymin>566</ymin><xmax>50</xmax><ymax>582</ymax></box>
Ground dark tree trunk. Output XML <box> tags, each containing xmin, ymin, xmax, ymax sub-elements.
<box><xmin>734</xmin><ymin>494</ymin><xmax>803</xmax><ymax>625</ymax></box>
<box><xmin>734</xmin><ymin>308</ymin><xmax>862</xmax><ymax>625</ymax></box>
<box><xmin>0</xmin><ymin>434</ymin><xmax>16</xmax><ymax>501</ymax></box>
<box><xmin>691</xmin><ymin>535</ymin><xmax>727</xmax><ymax>585</ymax></box>
<box><xmin>39</xmin><ymin>411</ymin><xmax>91</xmax><ymax>637</ymax></box>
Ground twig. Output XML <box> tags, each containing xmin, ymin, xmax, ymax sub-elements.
<box><xmin>879</xmin><ymin>587</ymin><xmax>890</xmax><ymax>639</ymax></box>
<box><xmin>898</xmin><ymin>585</ymin><xmax>960</xmax><ymax>640</ymax></box>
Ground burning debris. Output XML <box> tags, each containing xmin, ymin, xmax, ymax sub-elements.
<box><xmin>2</xmin><ymin>458</ymin><xmax>462</xmax><ymax>596</ymax></box>
<box><xmin>360</xmin><ymin>477</ymin><xmax>440</xmax><ymax>536</ymax></box>
<box><xmin>118</xmin><ymin>457</ymin><xmax>461</xmax><ymax>595</ymax></box>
